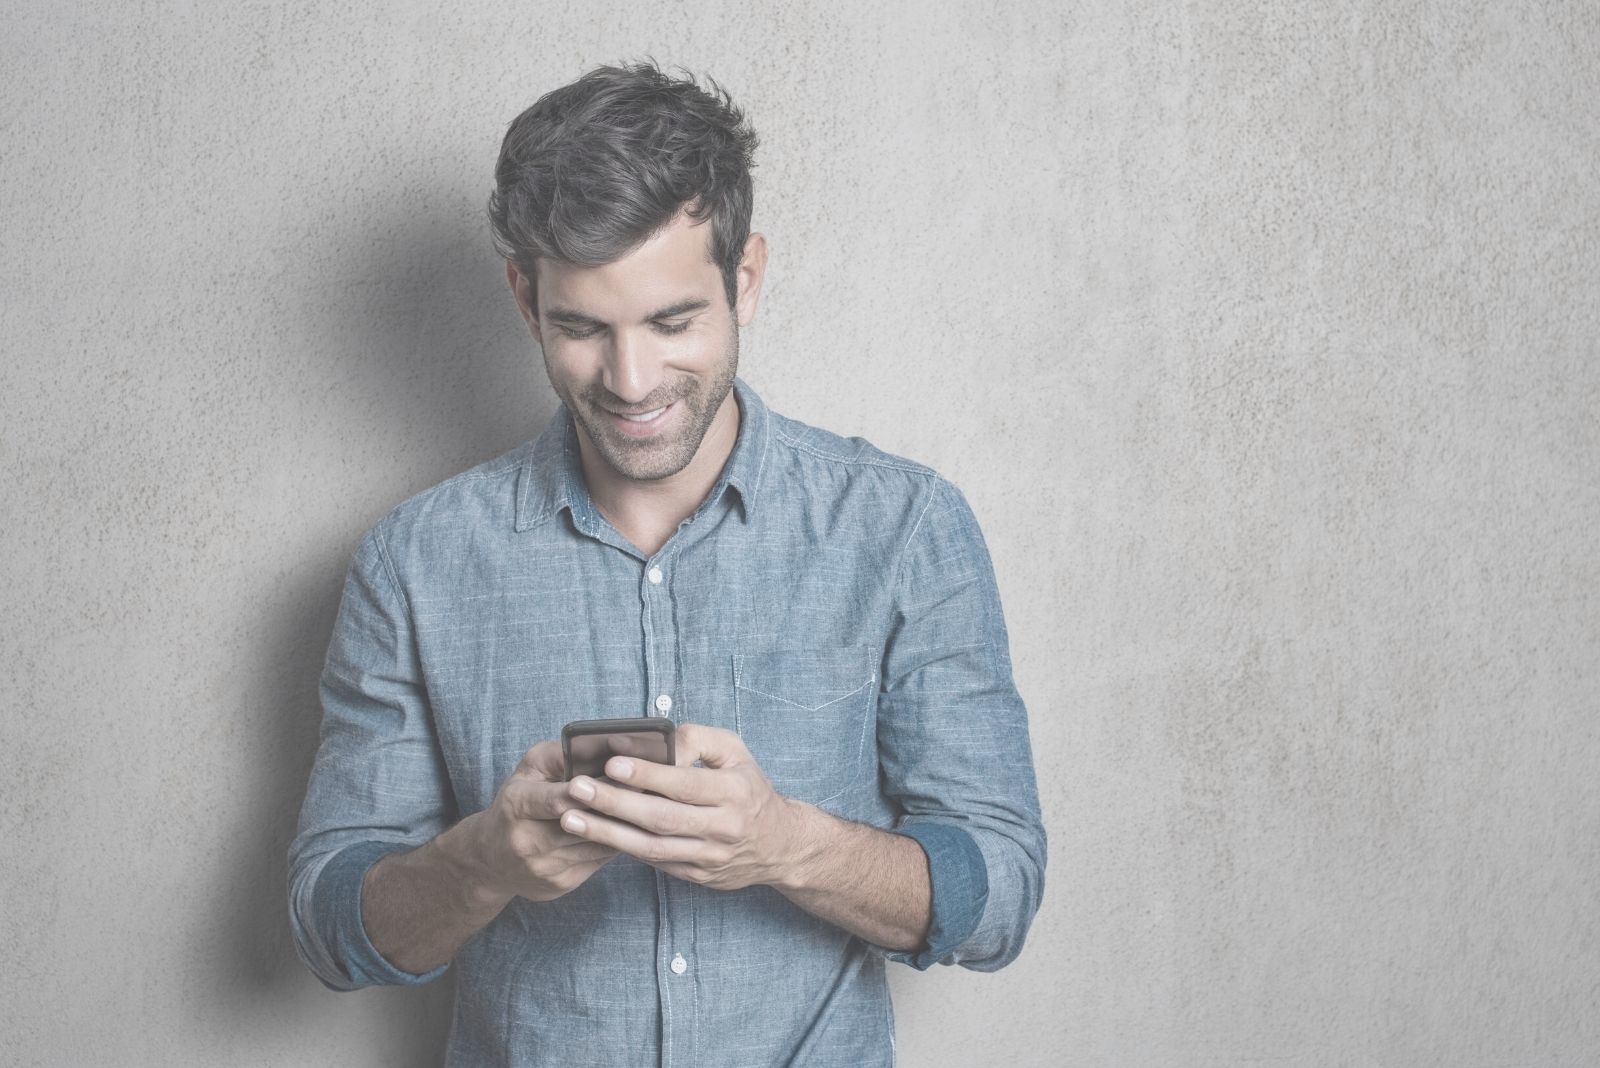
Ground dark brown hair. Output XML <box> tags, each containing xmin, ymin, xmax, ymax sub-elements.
<box><xmin>488</xmin><ymin>61</ymin><xmax>759</xmax><ymax>312</ymax></box>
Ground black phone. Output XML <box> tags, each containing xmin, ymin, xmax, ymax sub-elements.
<box><xmin>561</xmin><ymin>717</ymin><xmax>676</xmax><ymax>780</ymax></box>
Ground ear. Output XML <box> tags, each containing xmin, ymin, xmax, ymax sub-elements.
<box><xmin>506</xmin><ymin>261</ymin><xmax>543</xmax><ymax>346</ymax></box>
<box><xmin>732</xmin><ymin>232</ymin><xmax>769</xmax><ymax>328</ymax></box>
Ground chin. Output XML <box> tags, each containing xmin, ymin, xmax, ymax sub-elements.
<box><xmin>588</xmin><ymin>429</ymin><xmax>696</xmax><ymax>482</ymax></box>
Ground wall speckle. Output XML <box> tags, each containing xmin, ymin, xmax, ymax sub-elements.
<box><xmin>3</xmin><ymin>2</ymin><xmax>1597</xmax><ymax>1065</ymax></box>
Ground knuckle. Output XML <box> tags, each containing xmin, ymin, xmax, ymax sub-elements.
<box><xmin>519</xmin><ymin>739</ymin><xmax>557</xmax><ymax>769</ymax></box>
<box><xmin>528</xmin><ymin>785</ymin><xmax>564</xmax><ymax>819</ymax></box>
<box><xmin>495</xmin><ymin>782</ymin><xmax>524</xmax><ymax>813</ymax></box>
<box><xmin>508</xmin><ymin>824</ymin><xmax>538</xmax><ymax>857</ymax></box>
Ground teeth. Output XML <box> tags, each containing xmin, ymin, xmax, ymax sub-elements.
<box><xmin>618</xmin><ymin>406</ymin><xmax>666</xmax><ymax>422</ymax></box>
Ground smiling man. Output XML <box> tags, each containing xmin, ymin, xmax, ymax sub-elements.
<box><xmin>289</xmin><ymin>63</ymin><xmax>1046</xmax><ymax>1067</ymax></box>
<box><xmin>517</xmin><ymin>207</ymin><xmax>749</xmax><ymax>553</ymax></box>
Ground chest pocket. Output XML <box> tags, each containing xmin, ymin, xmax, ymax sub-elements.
<box><xmin>732</xmin><ymin>645</ymin><xmax>877</xmax><ymax>807</ymax></box>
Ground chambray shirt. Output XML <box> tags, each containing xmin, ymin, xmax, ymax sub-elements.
<box><xmin>288</xmin><ymin>377</ymin><xmax>1046</xmax><ymax>1067</ymax></box>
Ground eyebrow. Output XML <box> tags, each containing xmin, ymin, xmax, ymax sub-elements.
<box><xmin>544</xmin><ymin>298</ymin><xmax>711</xmax><ymax>327</ymax></box>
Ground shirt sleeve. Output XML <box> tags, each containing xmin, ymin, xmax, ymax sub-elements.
<box><xmin>884</xmin><ymin>822</ymin><xmax>989</xmax><ymax>970</ymax></box>
<box><xmin>286</xmin><ymin>524</ymin><xmax>455</xmax><ymax>991</ymax></box>
<box><xmin>869</xmin><ymin>476</ymin><xmax>1048</xmax><ymax>972</ymax></box>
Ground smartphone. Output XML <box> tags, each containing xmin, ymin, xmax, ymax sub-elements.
<box><xmin>562</xmin><ymin>717</ymin><xmax>676</xmax><ymax>780</ymax></box>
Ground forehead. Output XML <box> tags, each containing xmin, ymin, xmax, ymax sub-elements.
<box><xmin>534</xmin><ymin>212</ymin><xmax>723</xmax><ymax>317</ymax></box>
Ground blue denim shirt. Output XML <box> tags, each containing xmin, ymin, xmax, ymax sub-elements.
<box><xmin>288</xmin><ymin>377</ymin><xmax>1046</xmax><ymax>1067</ymax></box>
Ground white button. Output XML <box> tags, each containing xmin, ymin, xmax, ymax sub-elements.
<box><xmin>670</xmin><ymin>953</ymin><xmax>687</xmax><ymax>975</ymax></box>
<box><xmin>647</xmin><ymin>566</ymin><xmax>663</xmax><ymax>585</ymax></box>
<box><xmin>654</xmin><ymin>694</ymin><xmax>673</xmax><ymax>713</ymax></box>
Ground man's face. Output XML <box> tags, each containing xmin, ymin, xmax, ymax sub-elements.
<box><xmin>511</xmin><ymin>212</ymin><xmax>762</xmax><ymax>484</ymax></box>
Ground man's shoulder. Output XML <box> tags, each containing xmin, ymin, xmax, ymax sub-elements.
<box><xmin>758</xmin><ymin>402</ymin><xmax>988</xmax><ymax>547</ymax></box>
<box><xmin>763</xmin><ymin>405</ymin><xmax>945</xmax><ymax>489</ymax></box>
<box><xmin>365</xmin><ymin>437</ymin><xmax>536</xmax><ymax>551</ymax></box>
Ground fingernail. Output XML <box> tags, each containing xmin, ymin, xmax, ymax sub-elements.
<box><xmin>569</xmin><ymin>777</ymin><xmax>595</xmax><ymax>801</ymax></box>
<box><xmin>609</xmin><ymin>758</ymin><xmax>633</xmax><ymax>780</ymax></box>
<box><xmin>563</xmin><ymin>812</ymin><xmax>587</xmax><ymax>833</ymax></box>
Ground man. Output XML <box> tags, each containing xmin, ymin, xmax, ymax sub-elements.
<box><xmin>289</xmin><ymin>62</ymin><xmax>1045</xmax><ymax>1067</ymax></box>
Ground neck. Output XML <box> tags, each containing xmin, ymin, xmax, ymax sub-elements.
<box><xmin>575</xmin><ymin>390</ymin><xmax>741</xmax><ymax>554</ymax></box>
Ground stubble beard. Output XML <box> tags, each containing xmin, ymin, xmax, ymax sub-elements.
<box><xmin>558</xmin><ymin>325</ymin><xmax>740</xmax><ymax>483</ymax></box>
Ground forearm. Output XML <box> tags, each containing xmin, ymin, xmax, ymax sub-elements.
<box><xmin>361</xmin><ymin>813</ymin><xmax>512</xmax><ymax>975</ymax></box>
<box><xmin>771</xmin><ymin>800</ymin><xmax>932</xmax><ymax>952</ymax></box>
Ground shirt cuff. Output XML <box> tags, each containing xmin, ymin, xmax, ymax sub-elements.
<box><xmin>313</xmin><ymin>840</ymin><xmax>451</xmax><ymax>988</ymax></box>
<box><xmin>883</xmin><ymin>822</ymin><xmax>989</xmax><ymax>970</ymax></box>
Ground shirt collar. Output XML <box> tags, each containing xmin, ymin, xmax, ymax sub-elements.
<box><xmin>515</xmin><ymin>375</ymin><xmax>770</xmax><ymax>532</ymax></box>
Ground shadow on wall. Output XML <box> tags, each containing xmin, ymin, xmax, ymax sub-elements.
<box><xmin>194</xmin><ymin>190</ymin><xmax>557</xmax><ymax>1061</ymax></box>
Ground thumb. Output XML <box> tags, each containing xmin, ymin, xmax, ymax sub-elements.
<box><xmin>515</xmin><ymin>739</ymin><xmax>565</xmax><ymax>780</ymax></box>
<box><xmin>672</xmin><ymin>722</ymin><xmax>749</xmax><ymax>770</ymax></box>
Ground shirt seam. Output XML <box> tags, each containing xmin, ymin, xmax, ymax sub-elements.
<box><xmin>368</xmin><ymin>524</ymin><xmax>417</xmax><ymax>632</ymax></box>
<box><xmin>889</xmin><ymin>476</ymin><xmax>944</xmax><ymax>594</ymax></box>
<box><xmin>770</xmin><ymin>426</ymin><xmax>940</xmax><ymax>477</ymax></box>
<box><xmin>744</xmin><ymin>382</ymin><xmax>771</xmax><ymax>511</ymax></box>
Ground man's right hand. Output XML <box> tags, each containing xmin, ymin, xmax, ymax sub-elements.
<box><xmin>362</xmin><ymin>739</ymin><xmax>618</xmax><ymax>975</ymax></box>
<box><xmin>439</xmin><ymin>739</ymin><xmax>620</xmax><ymax>908</ymax></box>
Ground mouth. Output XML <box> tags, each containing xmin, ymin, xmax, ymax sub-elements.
<box><xmin>604</xmin><ymin>400</ymin><xmax>677</xmax><ymax>438</ymax></box>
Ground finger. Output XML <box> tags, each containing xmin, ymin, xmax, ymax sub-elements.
<box><xmin>571</xmin><ymin>775</ymin><xmax>714</xmax><ymax>837</ymax></box>
<box><xmin>509</xmin><ymin>819</ymin><xmax>596</xmax><ymax>857</ymax></box>
<box><xmin>567</xmin><ymin>852</ymin><xmax>618</xmax><ymax>881</ymax></box>
<box><xmin>603</xmin><ymin>755</ymin><xmax>728</xmax><ymax>805</ymax></box>
<box><xmin>545</xmin><ymin>840</ymin><xmax>619</xmax><ymax>864</ymax></box>
<box><xmin>560</xmin><ymin>808</ymin><xmax>704</xmax><ymax>867</ymax></box>
<box><xmin>607</xmin><ymin>733</ymin><xmax>671</xmax><ymax>763</ymax></box>
<box><xmin>505</xmin><ymin>776</ymin><xmax>586</xmax><ymax>821</ymax></box>
<box><xmin>515</xmin><ymin>739</ymin><xmax>565</xmax><ymax>779</ymax></box>
<box><xmin>654</xmin><ymin>861</ymin><xmax>717</xmax><ymax>886</ymax></box>
<box><xmin>671</xmin><ymin>722</ymin><xmax>750</xmax><ymax>770</ymax></box>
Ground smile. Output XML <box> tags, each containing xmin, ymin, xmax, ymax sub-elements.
<box><xmin>606</xmin><ymin>400</ymin><xmax>676</xmax><ymax>437</ymax></box>
<box><xmin>616</xmin><ymin>407</ymin><xmax>667</xmax><ymax>422</ymax></box>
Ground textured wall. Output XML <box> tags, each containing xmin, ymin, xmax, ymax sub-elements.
<box><xmin>4</xmin><ymin>2</ymin><xmax>1597</xmax><ymax>1065</ymax></box>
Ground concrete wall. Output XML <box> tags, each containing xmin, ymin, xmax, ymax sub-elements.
<box><xmin>4</xmin><ymin>2</ymin><xmax>1596</xmax><ymax>1065</ymax></box>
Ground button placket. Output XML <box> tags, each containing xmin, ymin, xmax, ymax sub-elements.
<box><xmin>642</xmin><ymin>553</ymin><xmax>677</xmax><ymax>719</ymax></box>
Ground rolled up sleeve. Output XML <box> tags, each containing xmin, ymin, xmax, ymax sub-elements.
<box><xmin>871</xmin><ymin>477</ymin><xmax>1047</xmax><ymax>972</ymax></box>
<box><xmin>287</xmin><ymin>524</ymin><xmax>455</xmax><ymax>991</ymax></box>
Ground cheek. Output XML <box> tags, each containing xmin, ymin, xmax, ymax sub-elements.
<box><xmin>541</xmin><ymin>352</ymin><xmax>592</xmax><ymax>401</ymax></box>
<box><xmin>680</xmin><ymin>326</ymin><xmax>735</xmax><ymax>365</ymax></box>
<box><xmin>544</xmin><ymin>344</ymin><xmax>597</xmax><ymax>379</ymax></box>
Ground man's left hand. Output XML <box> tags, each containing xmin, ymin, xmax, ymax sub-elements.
<box><xmin>560</xmin><ymin>722</ymin><xmax>811</xmax><ymax>891</ymax></box>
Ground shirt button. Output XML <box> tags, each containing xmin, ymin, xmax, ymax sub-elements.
<box><xmin>670</xmin><ymin>953</ymin><xmax>688</xmax><ymax>975</ymax></box>
<box><xmin>647</xmin><ymin>566</ymin><xmax>663</xmax><ymax>585</ymax></box>
<box><xmin>654</xmin><ymin>694</ymin><xmax>673</xmax><ymax>714</ymax></box>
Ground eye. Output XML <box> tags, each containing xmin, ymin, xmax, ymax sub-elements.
<box><xmin>558</xmin><ymin>325</ymin><xmax>602</xmax><ymax>340</ymax></box>
<box><xmin>653</xmin><ymin>319</ymin><xmax>692</xmax><ymax>336</ymax></box>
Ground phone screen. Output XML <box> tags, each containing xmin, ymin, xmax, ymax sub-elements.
<box><xmin>562</xmin><ymin>718</ymin><xmax>675</xmax><ymax>780</ymax></box>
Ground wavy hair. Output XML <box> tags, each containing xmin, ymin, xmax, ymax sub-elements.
<box><xmin>488</xmin><ymin>61</ymin><xmax>760</xmax><ymax>312</ymax></box>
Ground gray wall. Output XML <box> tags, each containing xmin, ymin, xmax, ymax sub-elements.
<box><xmin>4</xmin><ymin>2</ymin><xmax>1597</xmax><ymax>1065</ymax></box>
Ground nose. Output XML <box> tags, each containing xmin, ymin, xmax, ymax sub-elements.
<box><xmin>601</xmin><ymin>327</ymin><xmax>664</xmax><ymax>406</ymax></box>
